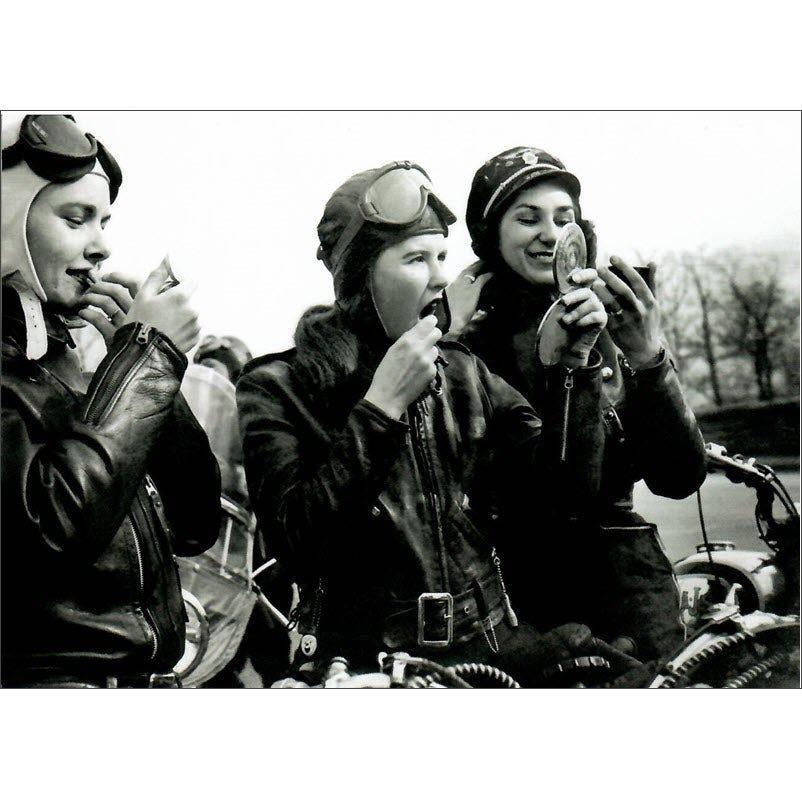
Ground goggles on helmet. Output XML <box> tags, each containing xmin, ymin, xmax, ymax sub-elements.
<box><xmin>2</xmin><ymin>114</ymin><xmax>122</xmax><ymax>202</ymax></box>
<box><xmin>328</xmin><ymin>161</ymin><xmax>452</xmax><ymax>270</ymax></box>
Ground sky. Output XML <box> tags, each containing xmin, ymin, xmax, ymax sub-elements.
<box><xmin>15</xmin><ymin>111</ymin><xmax>802</xmax><ymax>356</ymax></box>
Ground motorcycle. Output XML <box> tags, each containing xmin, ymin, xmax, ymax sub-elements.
<box><xmin>649</xmin><ymin>443</ymin><xmax>799</xmax><ymax>688</ymax></box>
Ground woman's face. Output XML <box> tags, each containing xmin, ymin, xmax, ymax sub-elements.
<box><xmin>26</xmin><ymin>174</ymin><xmax>111</xmax><ymax>314</ymax></box>
<box><xmin>497</xmin><ymin>181</ymin><xmax>576</xmax><ymax>287</ymax></box>
<box><xmin>370</xmin><ymin>233</ymin><xmax>449</xmax><ymax>340</ymax></box>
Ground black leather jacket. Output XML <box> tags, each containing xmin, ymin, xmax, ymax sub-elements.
<box><xmin>459</xmin><ymin>290</ymin><xmax>707</xmax><ymax>659</ymax></box>
<box><xmin>237</xmin><ymin>338</ymin><xmax>603</xmax><ymax>659</ymax></box>
<box><xmin>460</xmin><ymin>310</ymin><xmax>706</xmax><ymax>521</ymax></box>
<box><xmin>1</xmin><ymin>290</ymin><xmax>220</xmax><ymax>684</ymax></box>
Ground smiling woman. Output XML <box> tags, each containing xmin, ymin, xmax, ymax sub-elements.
<box><xmin>449</xmin><ymin>145</ymin><xmax>708</xmax><ymax>662</ymax></box>
<box><xmin>497</xmin><ymin>184</ymin><xmax>578</xmax><ymax>286</ymax></box>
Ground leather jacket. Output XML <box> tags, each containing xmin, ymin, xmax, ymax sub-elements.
<box><xmin>460</xmin><ymin>306</ymin><xmax>706</xmax><ymax>520</ymax></box>
<box><xmin>459</xmin><ymin>288</ymin><xmax>707</xmax><ymax>659</ymax></box>
<box><xmin>1</xmin><ymin>289</ymin><xmax>221</xmax><ymax>684</ymax></box>
<box><xmin>237</xmin><ymin>338</ymin><xmax>603</xmax><ymax>659</ymax></box>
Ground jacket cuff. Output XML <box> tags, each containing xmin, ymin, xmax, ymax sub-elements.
<box><xmin>355</xmin><ymin>398</ymin><xmax>410</xmax><ymax>433</ymax></box>
<box><xmin>620</xmin><ymin>348</ymin><xmax>669</xmax><ymax>384</ymax></box>
<box><xmin>111</xmin><ymin>323</ymin><xmax>188</xmax><ymax>375</ymax></box>
<box><xmin>542</xmin><ymin>346</ymin><xmax>602</xmax><ymax>382</ymax></box>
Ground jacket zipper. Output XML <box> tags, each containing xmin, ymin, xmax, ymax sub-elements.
<box><xmin>130</xmin><ymin>498</ymin><xmax>160</xmax><ymax>660</ymax></box>
<box><xmin>83</xmin><ymin>324</ymin><xmax>155</xmax><ymax>425</ymax></box>
<box><xmin>409</xmin><ymin>398</ymin><xmax>450</xmax><ymax>593</ymax></box>
<box><xmin>144</xmin><ymin>474</ymin><xmax>173</xmax><ymax>538</ymax></box>
<box><xmin>560</xmin><ymin>368</ymin><xmax>574</xmax><ymax>462</ymax></box>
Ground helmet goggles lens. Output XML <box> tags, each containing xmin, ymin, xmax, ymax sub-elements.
<box><xmin>329</xmin><ymin>162</ymin><xmax>446</xmax><ymax>270</ymax></box>
<box><xmin>3</xmin><ymin>114</ymin><xmax>122</xmax><ymax>201</ymax></box>
<box><xmin>360</xmin><ymin>162</ymin><xmax>434</xmax><ymax>224</ymax></box>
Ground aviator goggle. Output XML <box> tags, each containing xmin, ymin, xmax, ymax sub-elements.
<box><xmin>326</xmin><ymin>161</ymin><xmax>454</xmax><ymax>270</ymax></box>
<box><xmin>2</xmin><ymin>114</ymin><xmax>122</xmax><ymax>202</ymax></box>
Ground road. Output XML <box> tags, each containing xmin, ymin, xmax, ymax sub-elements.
<box><xmin>633</xmin><ymin>470</ymin><xmax>799</xmax><ymax>563</ymax></box>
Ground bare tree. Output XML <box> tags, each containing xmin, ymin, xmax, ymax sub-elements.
<box><xmin>655</xmin><ymin>254</ymin><xmax>695</xmax><ymax>376</ymax></box>
<box><xmin>680</xmin><ymin>250</ymin><xmax>726</xmax><ymax>406</ymax></box>
<box><xmin>717</xmin><ymin>248</ymin><xmax>800</xmax><ymax>401</ymax></box>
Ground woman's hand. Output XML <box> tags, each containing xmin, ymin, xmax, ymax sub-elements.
<box><xmin>445</xmin><ymin>261</ymin><xmax>494</xmax><ymax>334</ymax></box>
<box><xmin>77</xmin><ymin>272</ymin><xmax>138</xmax><ymax>346</ymax></box>
<box><xmin>594</xmin><ymin>256</ymin><xmax>662</xmax><ymax>369</ymax></box>
<box><xmin>124</xmin><ymin>260</ymin><xmax>201</xmax><ymax>353</ymax></box>
<box><xmin>364</xmin><ymin>315</ymin><xmax>443</xmax><ymax>419</ymax></box>
<box><xmin>557</xmin><ymin>268</ymin><xmax>608</xmax><ymax>368</ymax></box>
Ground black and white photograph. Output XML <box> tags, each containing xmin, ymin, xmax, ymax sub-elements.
<box><xmin>4</xmin><ymin>4</ymin><xmax>802</xmax><ymax>777</ymax></box>
<box><xmin>2</xmin><ymin>110</ymin><xmax>799</xmax><ymax>697</ymax></box>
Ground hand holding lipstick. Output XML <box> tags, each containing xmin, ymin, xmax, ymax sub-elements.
<box><xmin>77</xmin><ymin>256</ymin><xmax>200</xmax><ymax>352</ymax></box>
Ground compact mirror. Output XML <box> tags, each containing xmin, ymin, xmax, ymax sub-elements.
<box><xmin>536</xmin><ymin>298</ymin><xmax>570</xmax><ymax>366</ymax></box>
<box><xmin>553</xmin><ymin>222</ymin><xmax>587</xmax><ymax>295</ymax></box>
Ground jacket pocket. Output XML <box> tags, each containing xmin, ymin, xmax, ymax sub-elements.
<box><xmin>598</xmin><ymin>523</ymin><xmax>675</xmax><ymax>583</ymax></box>
<box><xmin>596</xmin><ymin>522</ymin><xmax>683</xmax><ymax>660</ymax></box>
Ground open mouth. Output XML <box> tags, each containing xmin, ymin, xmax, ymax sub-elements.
<box><xmin>66</xmin><ymin>269</ymin><xmax>96</xmax><ymax>291</ymax></box>
<box><xmin>419</xmin><ymin>296</ymin><xmax>443</xmax><ymax>319</ymax></box>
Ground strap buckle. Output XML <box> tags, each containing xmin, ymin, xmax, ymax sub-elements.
<box><xmin>417</xmin><ymin>592</ymin><xmax>453</xmax><ymax>648</ymax></box>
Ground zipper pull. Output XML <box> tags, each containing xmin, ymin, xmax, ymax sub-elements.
<box><xmin>502</xmin><ymin>595</ymin><xmax>519</xmax><ymax>629</ymax></box>
<box><xmin>143</xmin><ymin>475</ymin><xmax>162</xmax><ymax>507</ymax></box>
<box><xmin>492</xmin><ymin>548</ymin><xmax>519</xmax><ymax>628</ymax></box>
<box><xmin>136</xmin><ymin>324</ymin><xmax>153</xmax><ymax>345</ymax></box>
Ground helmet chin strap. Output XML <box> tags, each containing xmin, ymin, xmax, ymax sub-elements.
<box><xmin>368</xmin><ymin>269</ymin><xmax>394</xmax><ymax>340</ymax></box>
<box><xmin>6</xmin><ymin>277</ymin><xmax>48</xmax><ymax>359</ymax></box>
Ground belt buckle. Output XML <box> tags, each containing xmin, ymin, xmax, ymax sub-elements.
<box><xmin>417</xmin><ymin>592</ymin><xmax>453</xmax><ymax>648</ymax></box>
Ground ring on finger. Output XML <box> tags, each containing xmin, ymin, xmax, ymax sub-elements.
<box><xmin>465</xmin><ymin>274</ymin><xmax>477</xmax><ymax>284</ymax></box>
<box><xmin>608</xmin><ymin>307</ymin><xmax>624</xmax><ymax>317</ymax></box>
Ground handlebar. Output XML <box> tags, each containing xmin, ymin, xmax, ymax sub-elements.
<box><xmin>705</xmin><ymin>442</ymin><xmax>799</xmax><ymax>553</ymax></box>
<box><xmin>705</xmin><ymin>443</ymin><xmax>778</xmax><ymax>487</ymax></box>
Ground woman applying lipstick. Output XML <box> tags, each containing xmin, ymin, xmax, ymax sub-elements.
<box><xmin>1</xmin><ymin>114</ymin><xmax>220</xmax><ymax>687</ymax></box>
<box><xmin>449</xmin><ymin>147</ymin><xmax>707</xmax><ymax>662</ymax></box>
<box><xmin>237</xmin><ymin>162</ymin><xmax>631</xmax><ymax>683</ymax></box>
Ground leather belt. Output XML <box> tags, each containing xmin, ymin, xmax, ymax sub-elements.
<box><xmin>382</xmin><ymin>573</ymin><xmax>506</xmax><ymax>650</ymax></box>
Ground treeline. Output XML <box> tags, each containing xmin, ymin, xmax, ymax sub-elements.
<box><xmin>649</xmin><ymin>244</ymin><xmax>800</xmax><ymax>410</ymax></box>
